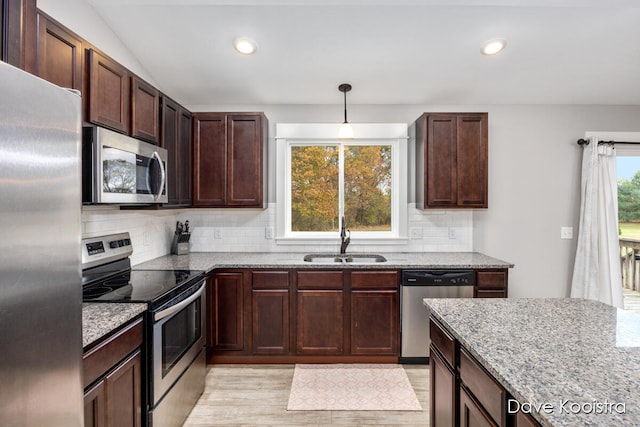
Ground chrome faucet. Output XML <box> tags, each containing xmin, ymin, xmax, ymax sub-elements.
<box><xmin>340</xmin><ymin>216</ymin><xmax>351</xmax><ymax>254</ymax></box>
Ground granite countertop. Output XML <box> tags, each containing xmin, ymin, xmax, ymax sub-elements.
<box><xmin>83</xmin><ymin>303</ymin><xmax>147</xmax><ymax>350</ymax></box>
<box><xmin>133</xmin><ymin>251</ymin><xmax>513</xmax><ymax>272</ymax></box>
<box><xmin>423</xmin><ymin>298</ymin><xmax>640</xmax><ymax>427</ymax></box>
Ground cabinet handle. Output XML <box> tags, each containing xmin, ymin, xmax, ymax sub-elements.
<box><xmin>152</xmin><ymin>151</ymin><xmax>166</xmax><ymax>201</ymax></box>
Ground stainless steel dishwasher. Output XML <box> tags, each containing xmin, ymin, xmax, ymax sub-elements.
<box><xmin>400</xmin><ymin>270</ymin><xmax>475</xmax><ymax>364</ymax></box>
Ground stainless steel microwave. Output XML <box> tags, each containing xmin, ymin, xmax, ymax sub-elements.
<box><xmin>82</xmin><ymin>126</ymin><xmax>168</xmax><ymax>204</ymax></box>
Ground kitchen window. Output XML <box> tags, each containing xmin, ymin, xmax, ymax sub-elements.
<box><xmin>275</xmin><ymin>123</ymin><xmax>408</xmax><ymax>244</ymax></box>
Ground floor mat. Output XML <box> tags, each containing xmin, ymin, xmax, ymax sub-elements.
<box><xmin>286</xmin><ymin>364</ymin><xmax>423</xmax><ymax>411</ymax></box>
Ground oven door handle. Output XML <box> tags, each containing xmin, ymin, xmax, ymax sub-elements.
<box><xmin>154</xmin><ymin>281</ymin><xmax>205</xmax><ymax>322</ymax></box>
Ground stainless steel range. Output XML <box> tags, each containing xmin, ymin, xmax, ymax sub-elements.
<box><xmin>82</xmin><ymin>232</ymin><xmax>206</xmax><ymax>427</ymax></box>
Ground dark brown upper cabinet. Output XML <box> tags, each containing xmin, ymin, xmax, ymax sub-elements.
<box><xmin>36</xmin><ymin>12</ymin><xmax>82</xmax><ymax>91</ymax></box>
<box><xmin>131</xmin><ymin>76</ymin><xmax>160</xmax><ymax>144</ymax></box>
<box><xmin>2</xmin><ymin>0</ymin><xmax>37</xmax><ymax>73</ymax></box>
<box><xmin>192</xmin><ymin>112</ymin><xmax>267</xmax><ymax>208</ymax></box>
<box><xmin>415</xmin><ymin>112</ymin><xmax>488</xmax><ymax>209</ymax></box>
<box><xmin>161</xmin><ymin>95</ymin><xmax>192</xmax><ymax>207</ymax></box>
<box><xmin>87</xmin><ymin>48</ymin><xmax>130</xmax><ymax>134</ymax></box>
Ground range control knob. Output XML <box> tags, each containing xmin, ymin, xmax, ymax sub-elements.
<box><xmin>109</xmin><ymin>241</ymin><xmax>119</xmax><ymax>249</ymax></box>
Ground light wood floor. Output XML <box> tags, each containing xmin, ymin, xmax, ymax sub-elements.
<box><xmin>183</xmin><ymin>364</ymin><xmax>429</xmax><ymax>427</ymax></box>
<box><xmin>624</xmin><ymin>288</ymin><xmax>640</xmax><ymax>314</ymax></box>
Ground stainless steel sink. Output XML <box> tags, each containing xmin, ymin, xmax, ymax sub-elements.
<box><xmin>303</xmin><ymin>254</ymin><xmax>387</xmax><ymax>263</ymax></box>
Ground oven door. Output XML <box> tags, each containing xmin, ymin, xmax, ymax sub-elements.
<box><xmin>84</xmin><ymin>126</ymin><xmax>168</xmax><ymax>204</ymax></box>
<box><xmin>152</xmin><ymin>280</ymin><xmax>206</xmax><ymax>406</ymax></box>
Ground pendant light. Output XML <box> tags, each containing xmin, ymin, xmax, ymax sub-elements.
<box><xmin>338</xmin><ymin>83</ymin><xmax>354</xmax><ymax>139</ymax></box>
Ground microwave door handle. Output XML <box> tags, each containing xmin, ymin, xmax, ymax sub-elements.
<box><xmin>154</xmin><ymin>281</ymin><xmax>205</xmax><ymax>322</ymax></box>
<box><xmin>151</xmin><ymin>151</ymin><xmax>166</xmax><ymax>201</ymax></box>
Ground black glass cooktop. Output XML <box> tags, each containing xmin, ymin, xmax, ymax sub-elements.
<box><xmin>82</xmin><ymin>269</ymin><xmax>204</xmax><ymax>305</ymax></box>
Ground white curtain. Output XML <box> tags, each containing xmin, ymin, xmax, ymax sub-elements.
<box><xmin>571</xmin><ymin>137</ymin><xmax>624</xmax><ymax>308</ymax></box>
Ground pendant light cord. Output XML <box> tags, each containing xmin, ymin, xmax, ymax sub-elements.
<box><xmin>339</xmin><ymin>83</ymin><xmax>352</xmax><ymax>124</ymax></box>
<box><xmin>343</xmin><ymin>89</ymin><xmax>348</xmax><ymax>123</ymax></box>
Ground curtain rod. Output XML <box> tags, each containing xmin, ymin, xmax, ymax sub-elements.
<box><xmin>577</xmin><ymin>138</ymin><xmax>640</xmax><ymax>146</ymax></box>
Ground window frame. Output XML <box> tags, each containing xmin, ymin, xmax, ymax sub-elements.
<box><xmin>275</xmin><ymin>123</ymin><xmax>408</xmax><ymax>246</ymax></box>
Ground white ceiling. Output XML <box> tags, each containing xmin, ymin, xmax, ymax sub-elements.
<box><xmin>86</xmin><ymin>0</ymin><xmax>640</xmax><ymax>105</ymax></box>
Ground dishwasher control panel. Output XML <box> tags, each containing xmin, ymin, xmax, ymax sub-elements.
<box><xmin>401</xmin><ymin>270</ymin><xmax>475</xmax><ymax>286</ymax></box>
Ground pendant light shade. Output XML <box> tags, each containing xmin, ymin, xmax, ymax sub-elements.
<box><xmin>338</xmin><ymin>83</ymin><xmax>353</xmax><ymax>139</ymax></box>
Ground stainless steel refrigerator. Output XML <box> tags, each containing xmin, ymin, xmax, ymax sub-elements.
<box><xmin>0</xmin><ymin>62</ymin><xmax>83</xmax><ymax>425</ymax></box>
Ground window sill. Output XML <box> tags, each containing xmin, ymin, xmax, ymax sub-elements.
<box><xmin>274</xmin><ymin>236</ymin><xmax>409</xmax><ymax>246</ymax></box>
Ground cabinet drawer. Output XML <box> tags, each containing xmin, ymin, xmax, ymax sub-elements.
<box><xmin>459</xmin><ymin>348</ymin><xmax>506</xmax><ymax>427</ymax></box>
<box><xmin>252</xmin><ymin>271</ymin><xmax>289</xmax><ymax>289</ymax></box>
<box><xmin>476</xmin><ymin>290</ymin><xmax>506</xmax><ymax>298</ymax></box>
<box><xmin>429</xmin><ymin>317</ymin><xmax>455</xmax><ymax>368</ymax></box>
<box><xmin>83</xmin><ymin>317</ymin><xmax>143</xmax><ymax>389</ymax></box>
<box><xmin>351</xmin><ymin>270</ymin><xmax>399</xmax><ymax>289</ymax></box>
<box><xmin>296</xmin><ymin>271</ymin><xmax>343</xmax><ymax>290</ymax></box>
<box><xmin>476</xmin><ymin>270</ymin><xmax>507</xmax><ymax>289</ymax></box>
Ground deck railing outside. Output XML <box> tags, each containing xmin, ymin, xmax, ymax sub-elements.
<box><xmin>620</xmin><ymin>237</ymin><xmax>640</xmax><ymax>291</ymax></box>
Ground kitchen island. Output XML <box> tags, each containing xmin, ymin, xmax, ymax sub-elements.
<box><xmin>424</xmin><ymin>298</ymin><xmax>640</xmax><ymax>427</ymax></box>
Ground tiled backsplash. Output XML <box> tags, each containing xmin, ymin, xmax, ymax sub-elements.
<box><xmin>82</xmin><ymin>206</ymin><xmax>180</xmax><ymax>266</ymax></box>
<box><xmin>82</xmin><ymin>204</ymin><xmax>473</xmax><ymax>265</ymax></box>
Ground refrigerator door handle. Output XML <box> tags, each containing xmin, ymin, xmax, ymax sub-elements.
<box><xmin>152</xmin><ymin>151</ymin><xmax>166</xmax><ymax>201</ymax></box>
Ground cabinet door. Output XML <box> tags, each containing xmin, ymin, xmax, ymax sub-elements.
<box><xmin>460</xmin><ymin>386</ymin><xmax>497</xmax><ymax>427</ymax></box>
<box><xmin>416</xmin><ymin>112</ymin><xmax>488</xmax><ymax>209</ymax></box>
<box><xmin>36</xmin><ymin>13</ymin><xmax>82</xmax><ymax>90</ymax></box>
<box><xmin>161</xmin><ymin>98</ymin><xmax>192</xmax><ymax>206</ymax></box>
<box><xmin>178</xmin><ymin>108</ymin><xmax>193</xmax><ymax>206</ymax></box>
<box><xmin>515</xmin><ymin>412</ymin><xmax>543</xmax><ymax>427</ymax></box>
<box><xmin>211</xmin><ymin>272</ymin><xmax>245</xmax><ymax>351</ymax></box>
<box><xmin>105</xmin><ymin>350</ymin><xmax>141</xmax><ymax>427</ymax></box>
<box><xmin>252</xmin><ymin>290</ymin><xmax>290</xmax><ymax>354</ymax></box>
<box><xmin>192</xmin><ymin>113</ymin><xmax>226</xmax><ymax>206</ymax></box>
<box><xmin>426</xmin><ymin>114</ymin><xmax>458</xmax><ymax>207</ymax></box>
<box><xmin>84</xmin><ymin>380</ymin><xmax>106</xmax><ymax>427</ymax></box>
<box><xmin>227</xmin><ymin>114</ymin><xmax>265</xmax><ymax>207</ymax></box>
<box><xmin>2</xmin><ymin>0</ymin><xmax>37</xmax><ymax>72</ymax></box>
<box><xmin>161</xmin><ymin>96</ymin><xmax>180</xmax><ymax>205</ymax></box>
<box><xmin>88</xmin><ymin>49</ymin><xmax>130</xmax><ymax>133</ymax></box>
<box><xmin>131</xmin><ymin>76</ymin><xmax>160</xmax><ymax>144</ymax></box>
<box><xmin>296</xmin><ymin>290</ymin><xmax>344</xmax><ymax>355</ymax></box>
<box><xmin>431</xmin><ymin>347</ymin><xmax>457</xmax><ymax>427</ymax></box>
<box><xmin>456</xmin><ymin>114</ymin><xmax>488</xmax><ymax>207</ymax></box>
<box><xmin>350</xmin><ymin>290</ymin><xmax>398</xmax><ymax>355</ymax></box>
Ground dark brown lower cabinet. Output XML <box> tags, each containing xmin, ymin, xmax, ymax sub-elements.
<box><xmin>351</xmin><ymin>290</ymin><xmax>397</xmax><ymax>355</ymax></box>
<box><xmin>296</xmin><ymin>289</ymin><xmax>344</xmax><ymax>355</ymax></box>
<box><xmin>210</xmin><ymin>268</ymin><xmax>400</xmax><ymax>362</ymax></box>
<box><xmin>460</xmin><ymin>386</ymin><xmax>497</xmax><ymax>427</ymax></box>
<box><xmin>83</xmin><ymin>318</ymin><xmax>143</xmax><ymax>427</ymax></box>
<box><xmin>210</xmin><ymin>271</ymin><xmax>245</xmax><ymax>351</ymax></box>
<box><xmin>431</xmin><ymin>347</ymin><xmax>457</xmax><ymax>427</ymax></box>
<box><xmin>515</xmin><ymin>412</ymin><xmax>542</xmax><ymax>427</ymax></box>
<box><xmin>84</xmin><ymin>381</ymin><xmax>105</xmax><ymax>427</ymax></box>
<box><xmin>252</xmin><ymin>289</ymin><xmax>290</xmax><ymax>354</ymax></box>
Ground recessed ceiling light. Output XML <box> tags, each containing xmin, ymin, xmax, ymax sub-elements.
<box><xmin>481</xmin><ymin>38</ymin><xmax>507</xmax><ymax>56</ymax></box>
<box><xmin>233</xmin><ymin>37</ymin><xmax>258</xmax><ymax>55</ymax></box>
